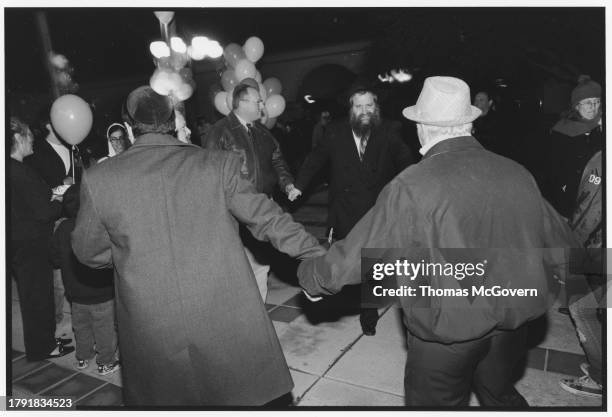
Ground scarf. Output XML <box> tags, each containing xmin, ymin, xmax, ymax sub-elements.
<box><xmin>552</xmin><ymin>114</ymin><xmax>601</xmax><ymax>137</ymax></box>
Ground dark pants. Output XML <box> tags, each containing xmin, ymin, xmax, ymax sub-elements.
<box><xmin>72</xmin><ymin>300</ymin><xmax>118</xmax><ymax>365</ymax></box>
<box><xmin>11</xmin><ymin>239</ymin><xmax>56</xmax><ymax>361</ymax></box>
<box><xmin>404</xmin><ymin>326</ymin><xmax>529</xmax><ymax>407</ymax></box>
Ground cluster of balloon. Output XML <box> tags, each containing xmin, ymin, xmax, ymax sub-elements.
<box><xmin>214</xmin><ymin>36</ymin><xmax>286</xmax><ymax>129</ymax></box>
<box><xmin>49</xmin><ymin>51</ymin><xmax>79</xmax><ymax>94</ymax></box>
<box><xmin>150</xmin><ymin>60</ymin><xmax>196</xmax><ymax>103</ymax></box>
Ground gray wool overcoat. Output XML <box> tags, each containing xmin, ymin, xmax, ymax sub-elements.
<box><xmin>72</xmin><ymin>133</ymin><xmax>325</xmax><ymax>406</ymax></box>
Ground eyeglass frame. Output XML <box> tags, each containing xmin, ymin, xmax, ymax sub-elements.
<box><xmin>239</xmin><ymin>98</ymin><xmax>264</xmax><ymax>106</ymax></box>
<box><xmin>577</xmin><ymin>98</ymin><xmax>602</xmax><ymax>109</ymax></box>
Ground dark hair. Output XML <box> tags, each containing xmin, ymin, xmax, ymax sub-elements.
<box><xmin>349</xmin><ymin>89</ymin><xmax>378</xmax><ymax>106</ymax></box>
<box><xmin>9</xmin><ymin>117</ymin><xmax>30</xmax><ymax>153</ymax></box>
<box><xmin>232</xmin><ymin>83</ymin><xmax>254</xmax><ymax>110</ymax></box>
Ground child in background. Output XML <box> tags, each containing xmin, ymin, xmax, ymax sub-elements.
<box><xmin>51</xmin><ymin>185</ymin><xmax>120</xmax><ymax>375</ymax></box>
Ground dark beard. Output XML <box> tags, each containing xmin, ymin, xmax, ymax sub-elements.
<box><xmin>349</xmin><ymin>108</ymin><xmax>381</xmax><ymax>138</ymax></box>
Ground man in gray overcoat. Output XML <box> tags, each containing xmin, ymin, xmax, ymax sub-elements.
<box><xmin>72</xmin><ymin>86</ymin><xmax>325</xmax><ymax>406</ymax></box>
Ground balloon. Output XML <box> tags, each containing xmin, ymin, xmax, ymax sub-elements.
<box><xmin>263</xmin><ymin>77</ymin><xmax>282</xmax><ymax>96</ymax></box>
<box><xmin>175</xmin><ymin>83</ymin><xmax>193</xmax><ymax>102</ymax></box>
<box><xmin>221</xmin><ymin>69</ymin><xmax>239</xmax><ymax>92</ymax></box>
<box><xmin>225</xmin><ymin>89</ymin><xmax>234</xmax><ymax>110</ymax></box>
<box><xmin>258</xmin><ymin>83</ymin><xmax>268</xmax><ymax>101</ymax></box>
<box><xmin>223</xmin><ymin>43</ymin><xmax>245</xmax><ymax>68</ymax></box>
<box><xmin>243</xmin><ymin>36</ymin><xmax>264</xmax><ymax>63</ymax></box>
<box><xmin>168</xmin><ymin>72</ymin><xmax>182</xmax><ymax>93</ymax></box>
<box><xmin>154</xmin><ymin>11</ymin><xmax>175</xmax><ymax>25</ymax></box>
<box><xmin>234</xmin><ymin>59</ymin><xmax>256</xmax><ymax>82</ymax></box>
<box><xmin>50</xmin><ymin>94</ymin><xmax>93</xmax><ymax>145</ymax></box>
<box><xmin>254</xmin><ymin>70</ymin><xmax>262</xmax><ymax>83</ymax></box>
<box><xmin>150</xmin><ymin>68</ymin><xmax>173</xmax><ymax>96</ymax></box>
<box><xmin>240</xmin><ymin>77</ymin><xmax>259</xmax><ymax>90</ymax></box>
<box><xmin>264</xmin><ymin>117</ymin><xmax>277</xmax><ymax>129</ymax></box>
<box><xmin>214</xmin><ymin>91</ymin><xmax>230</xmax><ymax>115</ymax></box>
<box><xmin>265</xmin><ymin>94</ymin><xmax>286</xmax><ymax>119</ymax></box>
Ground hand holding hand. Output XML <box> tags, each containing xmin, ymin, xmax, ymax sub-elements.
<box><xmin>286</xmin><ymin>184</ymin><xmax>302</xmax><ymax>201</ymax></box>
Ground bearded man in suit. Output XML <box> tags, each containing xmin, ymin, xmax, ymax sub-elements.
<box><xmin>291</xmin><ymin>85</ymin><xmax>415</xmax><ymax>335</ymax></box>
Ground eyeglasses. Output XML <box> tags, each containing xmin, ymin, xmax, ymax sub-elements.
<box><xmin>240</xmin><ymin>99</ymin><xmax>264</xmax><ymax>106</ymax></box>
<box><xmin>578</xmin><ymin>99</ymin><xmax>602</xmax><ymax>109</ymax></box>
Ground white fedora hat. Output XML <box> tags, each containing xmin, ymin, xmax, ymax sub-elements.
<box><xmin>402</xmin><ymin>76</ymin><xmax>481</xmax><ymax>126</ymax></box>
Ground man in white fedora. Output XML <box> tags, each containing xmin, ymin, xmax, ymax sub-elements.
<box><xmin>297</xmin><ymin>76</ymin><xmax>577</xmax><ymax>406</ymax></box>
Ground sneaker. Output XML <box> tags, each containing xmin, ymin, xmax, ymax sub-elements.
<box><xmin>76</xmin><ymin>359</ymin><xmax>89</xmax><ymax>370</ymax></box>
<box><xmin>97</xmin><ymin>361</ymin><xmax>120</xmax><ymax>376</ymax></box>
<box><xmin>560</xmin><ymin>375</ymin><xmax>602</xmax><ymax>398</ymax></box>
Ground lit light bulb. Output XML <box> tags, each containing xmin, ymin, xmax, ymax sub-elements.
<box><xmin>170</xmin><ymin>37</ymin><xmax>187</xmax><ymax>54</ymax></box>
<box><xmin>150</xmin><ymin>41</ymin><xmax>170</xmax><ymax>58</ymax></box>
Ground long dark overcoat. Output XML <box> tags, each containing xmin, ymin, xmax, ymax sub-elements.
<box><xmin>72</xmin><ymin>133</ymin><xmax>324</xmax><ymax>406</ymax></box>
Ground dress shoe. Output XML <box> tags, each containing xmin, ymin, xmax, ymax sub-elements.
<box><xmin>56</xmin><ymin>337</ymin><xmax>72</xmax><ymax>345</ymax></box>
<box><xmin>47</xmin><ymin>343</ymin><xmax>75</xmax><ymax>359</ymax></box>
<box><xmin>362</xmin><ymin>328</ymin><xmax>376</xmax><ymax>336</ymax></box>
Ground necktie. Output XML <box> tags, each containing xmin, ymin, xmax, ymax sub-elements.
<box><xmin>246</xmin><ymin>123</ymin><xmax>254</xmax><ymax>140</ymax></box>
<box><xmin>358</xmin><ymin>135</ymin><xmax>368</xmax><ymax>161</ymax></box>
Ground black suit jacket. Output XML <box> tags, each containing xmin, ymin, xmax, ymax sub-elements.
<box><xmin>25</xmin><ymin>138</ymin><xmax>72</xmax><ymax>188</ymax></box>
<box><xmin>296</xmin><ymin>119</ymin><xmax>415</xmax><ymax>238</ymax></box>
<box><xmin>9</xmin><ymin>159</ymin><xmax>62</xmax><ymax>242</ymax></box>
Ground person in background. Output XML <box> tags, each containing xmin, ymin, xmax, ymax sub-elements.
<box><xmin>98</xmin><ymin>123</ymin><xmax>131</xmax><ymax>163</ymax></box>
<box><xmin>547</xmin><ymin>75</ymin><xmax>602</xmax><ymax>218</ymax></box>
<box><xmin>204</xmin><ymin>82</ymin><xmax>298</xmax><ymax>301</ymax></box>
<box><xmin>472</xmin><ymin>90</ymin><xmax>504</xmax><ymax>155</ymax></box>
<box><xmin>291</xmin><ymin>85</ymin><xmax>415</xmax><ymax>335</ymax></box>
<box><xmin>51</xmin><ymin>185</ymin><xmax>119</xmax><ymax>375</ymax></box>
<box><xmin>559</xmin><ymin>149</ymin><xmax>603</xmax><ymax>398</ymax></box>
<box><xmin>9</xmin><ymin>117</ymin><xmax>74</xmax><ymax>361</ymax></box>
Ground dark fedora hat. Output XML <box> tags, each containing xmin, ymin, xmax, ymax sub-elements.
<box><xmin>126</xmin><ymin>86</ymin><xmax>174</xmax><ymax>126</ymax></box>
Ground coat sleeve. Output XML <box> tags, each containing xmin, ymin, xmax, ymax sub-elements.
<box><xmin>389</xmin><ymin>124</ymin><xmax>416</xmax><ymax>172</ymax></box>
<box><xmin>297</xmin><ymin>179</ymin><xmax>414</xmax><ymax>295</ymax></box>
<box><xmin>294</xmin><ymin>127</ymin><xmax>331</xmax><ymax>191</ymax></box>
<box><xmin>203</xmin><ymin>124</ymin><xmax>229</xmax><ymax>151</ymax></box>
<box><xmin>71</xmin><ymin>173</ymin><xmax>113</xmax><ymax>269</ymax></box>
<box><xmin>269</xmin><ymin>134</ymin><xmax>295</xmax><ymax>189</ymax></box>
<box><xmin>223</xmin><ymin>153</ymin><xmax>325</xmax><ymax>260</ymax></box>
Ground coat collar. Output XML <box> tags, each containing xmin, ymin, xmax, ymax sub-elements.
<box><xmin>130</xmin><ymin>133</ymin><xmax>199</xmax><ymax>148</ymax></box>
<box><xmin>422</xmin><ymin>136</ymin><xmax>483</xmax><ymax>160</ymax></box>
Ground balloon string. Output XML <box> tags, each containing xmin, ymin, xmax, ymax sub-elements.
<box><xmin>72</xmin><ymin>145</ymin><xmax>75</xmax><ymax>183</ymax></box>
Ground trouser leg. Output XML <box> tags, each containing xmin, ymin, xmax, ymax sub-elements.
<box><xmin>404</xmin><ymin>332</ymin><xmax>487</xmax><ymax>406</ymax></box>
<box><xmin>472</xmin><ymin>326</ymin><xmax>529</xmax><ymax>407</ymax></box>
<box><xmin>569</xmin><ymin>287</ymin><xmax>603</xmax><ymax>385</ymax></box>
<box><xmin>71</xmin><ymin>302</ymin><xmax>96</xmax><ymax>361</ymax></box>
<box><xmin>91</xmin><ymin>300</ymin><xmax>118</xmax><ymax>365</ymax></box>
<box><xmin>11</xmin><ymin>240</ymin><xmax>56</xmax><ymax>360</ymax></box>
<box><xmin>244</xmin><ymin>246</ymin><xmax>270</xmax><ymax>302</ymax></box>
<box><xmin>53</xmin><ymin>269</ymin><xmax>65</xmax><ymax>324</ymax></box>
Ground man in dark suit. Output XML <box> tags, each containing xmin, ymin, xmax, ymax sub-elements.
<box><xmin>204</xmin><ymin>82</ymin><xmax>297</xmax><ymax>302</ymax></box>
<box><xmin>26</xmin><ymin>116</ymin><xmax>77</xmax><ymax>331</ymax></box>
<box><xmin>291</xmin><ymin>86</ymin><xmax>415</xmax><ymax>335</ymax></box>
<box><xmin>72</xmin><ymin>86</ymin><xmax>325</xmax><ymax>406</ymax></box>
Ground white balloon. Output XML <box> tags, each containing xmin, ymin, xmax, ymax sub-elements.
<box><xmin>243</xmin><ymin>36</ymin><xmax>265</xmax><ymax>63</ymax></box>
<box><xmin>175</xmin><ymin>83</ymin><xmax>194</xmax><ymax>101</ymax></box>
<box><xmin>214</xmin><ymin>91</ymin><xmax>230</xmax><ymax>115</ymax></box>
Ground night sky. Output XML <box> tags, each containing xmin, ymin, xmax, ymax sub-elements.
<box><xmin>5</xmin><ymin>7</ymin><xmax>605</xmax><ymax>95</ymax></box>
